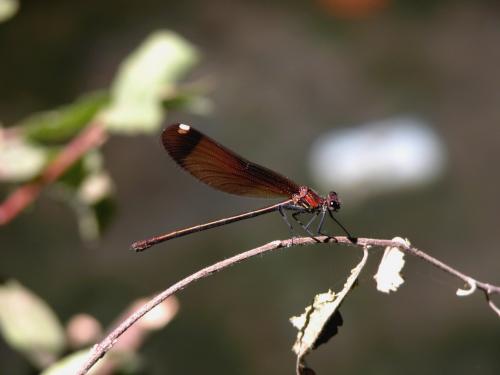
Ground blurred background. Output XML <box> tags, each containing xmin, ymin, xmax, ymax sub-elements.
<box><xmin>1</xmin><ymin>0</ymin><xmax>499</xmax><ymax>374</ymax></box>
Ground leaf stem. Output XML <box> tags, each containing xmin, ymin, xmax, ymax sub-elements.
<box><xmin>0</xmin><ymin>121</ymin><xmax>107</xmax><ymax>225</ymax></box>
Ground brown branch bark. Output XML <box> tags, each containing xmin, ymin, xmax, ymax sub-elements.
<box><xmin>76</xmin><ymin>235</ymin><xmax>500</xmax><ymax>375</ymax></box>
<box><xmin>0</xmin><ymin>121</ymin><xmax>107</xmax><ymax>225</ymax></box>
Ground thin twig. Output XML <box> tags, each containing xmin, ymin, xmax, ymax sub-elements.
<box><xmin>0</xmin><ymin>121</ymin><xmax>107</xmax><ymax>225</ymax></box>
<box><xmin>76</xmin><ymin>236</ymin><xmax>500</xmax><ymax>375</ymax></box>
<box><xmin>349</xmin><ymin>237</ymin><xmax>500</xmax><ymax>311</ymax></box>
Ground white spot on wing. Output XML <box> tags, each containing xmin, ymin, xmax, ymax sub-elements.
<box><xmin>177</xmin><ymin>123</ymin><xmax>191</xmax><ymax>134</ymax></box>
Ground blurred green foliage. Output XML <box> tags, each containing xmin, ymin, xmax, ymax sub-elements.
<box><xmin>103</xmin><ymin>31</ymin><xmax>199</xmax><ymax>134</ymax></box>
<box><xmin>0</xmin><ymin>0</ymin><xmax>18</xmax><ymax>23</ymax></box>
<box><xmin>20</xmin><ymin>92</ymin><xmax>109</xmax><ymax>144</ymax></box>
<box><xmin>0</xmin><ymin>30</ymin><xmax>207</xmax><ymax>242</ymax></box>
<box><xmin>0</xmin><ymin>28</ymin><xmax>206</xmax><ymax>372</ymax></box>
<box><xmin>0</xmin><ymin>280</ymin><xmax>65</xmax><ymax>369</ymax></box>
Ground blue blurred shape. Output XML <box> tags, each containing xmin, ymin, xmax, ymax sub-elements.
<box><xmin>309</xmin><ymin>117</ymin><xmax>446</xmax><ymax>202</ymax></box>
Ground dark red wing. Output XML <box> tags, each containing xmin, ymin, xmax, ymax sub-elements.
<box><xmin>162</xmin><ymin>123</ymin><xmax>300</xmax><ymax>198</ymax></box>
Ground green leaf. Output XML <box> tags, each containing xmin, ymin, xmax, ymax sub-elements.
<box><xmin>162</xmin><ymin>91</ymin><xmax>213</xmax><ymax>115</ymax></box>
<box><xmin>40</xmin><ymin>349</ymin><xmax>110</xmax><ymax>375</ymax></box>
<box><xmin>290</xmin><ymin>247</ymin><xmax>369</xmax><ymax>372</ymax></box>
<box><xmin>0</xmin><ymin>0</ymin><xmax>18</xmax><ymax>23</ymax></box>
<box><xmin>0</xmin><ymin>134</ymin><xmax>48</xmax><ymax>182</ymax></box>
<box><xmin>73</xmin><ymin>171</ymin><xmax>115</xmax><ymax>241</ymax></box>
<box><xmin>160</xmin><ymin>79</ymin><xmax>214</xmax><ymax>114</ymax></box>
<box><xmin>0</xmin><ymin>280</ymin><xmax>65</xmax><ymax>369</ymax></box>
<box><xmin>102</xmin><ymin>31</ymin><xmax>198</xmax><ymax>134</ymax></box>
<box><xmin>51</xmin><ymin>152</ymin><xmax>116</xmax><ymax>241</ymax></box>
<box><xmin>40</xmin><ymin>350</ymin><xmax>90</xmax><ymax>375</ymax></box>
<box><xmin>41</xmin><ymin>348</ymin><xmax>140</xmax><ymax>375</ymax></box>
<box><xmin>19</xmin><ymin>91</ymin><xmax>109</xmax><ymax>144</ymax></box>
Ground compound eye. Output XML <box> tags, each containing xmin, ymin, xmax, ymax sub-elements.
<box><xmin>327</xmin><ymin>192</ymin><xmax>341</xmax><ymax>211</ymax></box>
